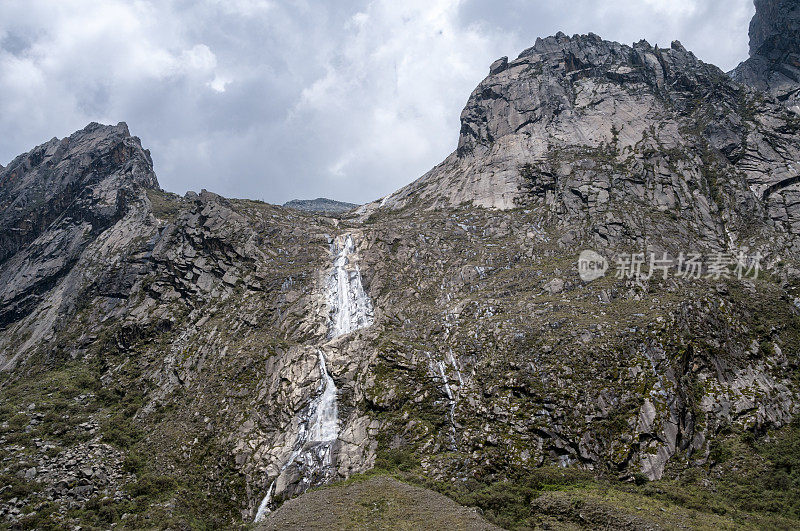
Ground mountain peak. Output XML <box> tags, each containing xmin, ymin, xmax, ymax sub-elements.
<box><xmin>363</xmin><ymin>27</ymin><xmax>799</xmax><ymax>258</ymax></box>
<box><xmin>0</xmin><ymin>122</ymin><xmax>159</xmax><ymax>267</ymax></box>
<box><xmin>732</xmin><ymin>0</ymin><xmax>800</xmax><ymax>110</ymax></box>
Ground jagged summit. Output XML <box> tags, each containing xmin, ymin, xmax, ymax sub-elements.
<box><xmin>0</xmin><ymin>121</ymin><xmax>158</xmax><ymax>200</ymax></box>
<box><xmin>364</xmin><ymin>32</ymin><xmax>730</xmax><ymax>214</ymax></box>
<box><xmin>456</xmin><ymin>33</ymin><xmax>718</xmax><ymax>156</ymax></box>
<box><xmin>0</xmin><ymin>121</ymin><xmax>158</xmax><ymax>266</ymax></box>
<box><xmin>0</xmin><ymin>121</ymin><xmax>160</xmax><ymax>343</ymax></box>
<box><xmin>732</xmin><ymin>0</ymin><xmax>800</xmax><ymax>111</ymax></box>
<box><xmin>364</xmin><ymin>30</ymin><xmax>800</xmax><ymax>258</ymax></box>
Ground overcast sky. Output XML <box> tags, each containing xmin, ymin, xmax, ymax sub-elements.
<box><xmin>0</xmin><ymin>0</ymin><xmax>755</xmax><ymax>204</ymax></box>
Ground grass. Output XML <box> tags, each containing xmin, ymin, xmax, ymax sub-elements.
<box><xmin>146</xmin><ymin>188</ymin><xmax>182</xmax><ymax>221</ymax></box>
<box><xmin>359</xmin><ymin>416</ymin><xmax>800</xmax><ymax>529</ymax></box>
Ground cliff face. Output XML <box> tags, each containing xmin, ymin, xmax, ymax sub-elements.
<box><xmin>0</xmin><ymin>122</ymin><xmax>158</xmax><ymax>266</ymax></box>
<box><xmin>369</xmin><ymin>32</ymin><xmax>800</xmax><ymax>260</ymax></box>
<box><xmin>2</xmin><ymin>7</ymin><xmax>800</xmax><ymax>531</ymax></box>
<box><xmin>0</xmin><ymin>123</ymin><xmax>159</xmax><ymax>367</ymax></box>
<box><xmin>733</xmin><ymin>0</ymin><xmax>800</xmax><ymax>111</ymax></box>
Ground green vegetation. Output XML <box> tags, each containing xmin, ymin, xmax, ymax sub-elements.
<box><xmin>363</xmin><ymin>420</ymin><xmax>800</xmax><ymax>530</ymax></box>
<box><xmin>146</xmin><ymin>188</ymin><xmax>182</xmax><ymax>221</ymax></box>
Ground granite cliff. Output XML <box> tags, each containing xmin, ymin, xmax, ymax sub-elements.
<box><xmin>733</xmin><ymin>0</ymin><xmax>800</xmax><ymax>112</ymax></box>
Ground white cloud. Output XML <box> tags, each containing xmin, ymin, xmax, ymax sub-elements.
<box><xmin>0</xmin><ymin>0</ymin><xmax>760</xmax><ymax>204</ymax></box>
<box><xmin>181</xmin><ymin>44</ymin><xmax>217</xmax><ymax>74</ymax></box>
<box><xmin>294</xmin><ymin>0</ymin><xmax>512</xmax><ymax>199</ymax></box>
<box><xmin>642</xmin><ymin>0</ymin><xmax>698</xmax><ymax>17</ymax></box>
<box><xmin>207</xmin><ymin>74</ymin><xmax>231</xmax><ymax>93</ymax></box>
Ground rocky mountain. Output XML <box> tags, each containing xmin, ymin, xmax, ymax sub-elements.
<box><xmin>366</xmin><ymin>32</ymin><xmax>800</xmax><ymax>253</ymax></box>
<box><xmin>283</xmin><ymin>198</ymin><xmax>357</xmax><ymax>214</ymax></box>
<box><xmin>0</xmin><ymin>122</ymin><xmax>159</xmax><ymax>369</ymax></box>
<box><xmin>732</xmin><ymin>0</ymin><xmax>800</xmax><ymax>112</ymax></box>
<box><xmin>2</xmin><ymin>1</ymin><xmax>800</xmax><ymax>529</ymax></box>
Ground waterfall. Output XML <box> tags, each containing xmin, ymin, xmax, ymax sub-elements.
<box><xmin>329</xmin><ymin>234</ymin><xmax>374</xmax><ymax>337</ymax></box>
<box><xmin>308</xmin><ymin>352</ymin><xmax>339</xmax><ymax>444</ymax></box>
<box><xmin>254</xmin><ymin>233</ymin><xmax>372</xmax><ymax>522</ymax></box>
<box><xmin>254</xmin><ymin>351</ymin><xmax>338</xmax><ymax>522</ymax></box>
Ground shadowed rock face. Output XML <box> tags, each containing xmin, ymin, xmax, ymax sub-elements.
<box><xmin>732</xmin><ymin>0</ymin><xmax>800</xmax><ymax>110</ymax></box>
<box><xmin>0</xmin><ymin>122</ymin><xmax>158</xmax><ymax>332</ymax></box>
<box><xmin>0</xmin><ymin>122</ymin><xmax>157</xmax><ymax>266</ymax></box>
<box><xmin>749</xmin><ymin>0</ymin><xmax>800</xmax><ymax>57</ymax></box>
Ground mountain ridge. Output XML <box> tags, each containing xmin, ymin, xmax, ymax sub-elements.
<box><xmin>283</xmin><ymin>197</ymin><xmax>358</xmax><ymax>214</ymax></box>
<box><xmin>2</xmin><ymin>1</ymin><xmax>800</xmax><ymax>528</ymax></box>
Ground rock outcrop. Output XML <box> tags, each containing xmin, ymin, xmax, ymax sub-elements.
<box><xmin>2</xmin><ymin>5</ymin><xmax>800</xmax><ymax>530</ymax></box>
<box><xmin>732</xmin><ymin>0</ymin><xmax>800</xmax><ymax>112</ymax></box>
<box><xmin>367</xmin><ymin>32</ymin><xmax>800</xmax><ymax>256</ymax></box>
<box><xmin>0</xmin><ymin>123</ymin><xmax>160</xmax><ymax>368</ymax></box>
<box><xmin>0</xmin><ymin>122</ymin><xmax>157</xmax><ymax>266</ymax></box>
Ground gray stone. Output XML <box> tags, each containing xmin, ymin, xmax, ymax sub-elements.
<box><xmin>732</xmin><ymin>0</ymin><xmax>800</xmax><ymax>110</ymax></box>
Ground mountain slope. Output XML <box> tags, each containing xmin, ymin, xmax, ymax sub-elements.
<box><xmin>3</xmin><ymin>3</ymin><xmax>800</xmax><ymax>530</ymax></box>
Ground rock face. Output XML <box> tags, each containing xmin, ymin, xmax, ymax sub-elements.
<box><xmin>732</xmin><ymin>0</ymin><xmax>800</xmax><ymax>112</ymax></box>
<box><xmin>367</xmin><ymin>32</ymin><xmax>800</xmax><ymax>253</ymax></box>
<box><xmin>2</xmin><ymin>6</ymin><xmax>800</xmax><ymax>530</ymax></box>
<box><xmin>362</xmin><ymin>34</ymin><xmax>798</xmax><ymax>246</ymax></box>
<box><xmin>0</xmin><ymin>122</ymin><xmax>157</xmax><ymax>266</ymax></box>
<box><xmin>0</xmin><ymin>122</ymin><xmax>159</xmax><ymax>368</ymax></box>
<box><xmin>254</xmin><ymin>233</ymin><xmax>375</xmax><ymax>521</ymax></box>
<box><xmin>283</xmin><ymin>198</ymin><xmax>357</xmax><ymax>214</ymax></box>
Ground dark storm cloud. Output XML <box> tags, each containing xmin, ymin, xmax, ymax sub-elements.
<box><xmin>0</xmin><ymin>1</ymin><xmax>754</xmax><ymax>205</ymax></box>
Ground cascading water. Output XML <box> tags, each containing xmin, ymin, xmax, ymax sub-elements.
<box><xmin>254</xmin><ymin>351</ymin><xmax>338</xmax><ymax>522</ymax></box>
<box><xmin>329</xmin><ymin>234</ymin><xmax>374</xmax><ymax>337</ymax></box>
<box><xmin>254</xmin><ymin>234</ymin><xmax>373</xmax><ymax>522</ymax></box>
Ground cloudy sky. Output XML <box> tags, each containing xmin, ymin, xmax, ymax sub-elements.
<box><xmin>0</xmin><ymin>0</ymin><xmax>755</xmax><ymax>204</ymax></box>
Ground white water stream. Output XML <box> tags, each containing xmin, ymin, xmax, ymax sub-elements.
<box><xmin>329</xmin><ymin>234</ymin><xmax>374</xmax><ymax>337</ymax></box>
<box><xmin>254</xmin><ymin>234</ymin><xmax>373</xmax><ymax>522</ymax></box>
